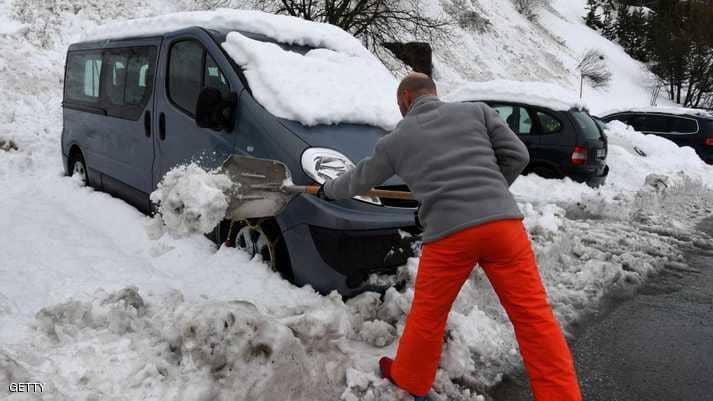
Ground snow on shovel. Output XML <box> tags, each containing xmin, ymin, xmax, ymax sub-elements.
<box><xmin>221</xmin><ymin>155</ymin><xmax>414</xmax><ymax>221</ymax></box>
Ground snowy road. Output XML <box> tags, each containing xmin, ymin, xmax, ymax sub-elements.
<box><xmin>494</xmin><ymin>216</ymin><xmax>713</xmax><ymax>401</ymax></box>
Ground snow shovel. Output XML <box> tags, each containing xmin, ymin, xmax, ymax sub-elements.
<box><xmin>220</xmin><ymin>155</ymin><xmax>414</xmax><ymax>221</ymax></box>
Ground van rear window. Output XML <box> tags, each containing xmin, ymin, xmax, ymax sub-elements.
<box><xmin>571</xmin><ymin>111</ymin><xmax>602</xmax><ymax>140</ymax></box>
<box><xmin>65</xmin><ymin>52</ymin><xmax>103</xmax><ymax>103</ymax></box>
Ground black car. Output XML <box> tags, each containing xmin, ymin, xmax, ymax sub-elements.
<box><xmin>470</xmin><ymin>101</ymin><xmax>609</xmax><ymax>187</ymax></box>
<box><xmin>601</xmin><ymin>108</ymin><xmax>713</xmax><ymax>164</ymax></box>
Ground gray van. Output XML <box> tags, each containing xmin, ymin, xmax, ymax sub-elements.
<box><xmin>61</xmin><ymin>27</ymin><xmax>418</xmax><ymax>296</ymax></box>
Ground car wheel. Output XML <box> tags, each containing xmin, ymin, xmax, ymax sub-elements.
<box><xmin>229</xmin><ymin>219</ymin><xmax>293</xmax><ymax>281</ymax></box>
<box><xmin>69</xmin><ymin>151</ymin><xmax>88</xmax><ymax>186</ymax></box>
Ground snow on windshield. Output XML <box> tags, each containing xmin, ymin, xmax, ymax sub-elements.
<box><xmin>84</xmin><ymin>9</ymin><xmax>401</xmax><ymax>129</ymax></box>
<box><xmin>444</xmin><ymin>79</ymin><xmax>586</xmax><ymax>112</ymax></box>
<box><xmin>222</xmin><ymin>32</ymin><xmax>400</xmax><ymax>129</ymax></box>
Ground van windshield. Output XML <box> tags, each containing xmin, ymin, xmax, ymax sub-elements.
<box><xmin>572</xmin><ymin>111</ymin><xmax>603</xmax><ymax>140</ymax></box>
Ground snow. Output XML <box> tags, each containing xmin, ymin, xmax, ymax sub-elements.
<box><xmin>598</xmin><ymin>106</ymin><xmax>713</xmax><ymax>119</ymax></box>
<box><xmin>2</xmin><ymin>1</ymin><xmax>713</xmax><ymax>401</ymax></box>
<box><xmin>444</xmin><ymin>79</ymin><xmax>586</xmax><ymax>111</ymax></box>
<box><xmin>222</xmin><ymin>32</ymin><xmax>401</xmax><ymax>129</ymax></box>
<box><xmin>84</xmin><ymin>8</ymin><xmax>370</xmax><ymax>58</ymax></box>
<box><xmin>150</xmin><ymin>164</ymin><xmax>233</xmax><ymax>237</ymax></box>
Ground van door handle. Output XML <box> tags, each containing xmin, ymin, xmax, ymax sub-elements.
<box><xmin>144</xmin><ymin>111</ymin><xmax>151</xmax><ymax>137</ymax></box>
<box><xmin>159</xmin><ymin>112</ymin><xmax>166</xmax><ymax>140</ymax></box>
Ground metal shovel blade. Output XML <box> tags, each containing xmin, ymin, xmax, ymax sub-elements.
<box><xmin>220</xmin><ymin>155</ymin><xmax>296</xmax><ymax>220</ymax></box>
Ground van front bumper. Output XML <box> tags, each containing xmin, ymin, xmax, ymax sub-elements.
<box><xmin>276</xmin><ymin>194</ymin><xmax>419</xmax><ymax>297</ymax></box>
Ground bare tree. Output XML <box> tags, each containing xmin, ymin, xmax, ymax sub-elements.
<box><xmin>244</xmin><ymin>0</ymin><xmax>451</xmax><ymax>58</ymax></box>
<box><xmin>577</xmin><ymin>49</ymin><xmax>612</xmax><ymax>98</ymax></box>
<box><xmin>512</xmin><ymin>0</ymin><xmax>550</xmax><ymax>21</ymax></box>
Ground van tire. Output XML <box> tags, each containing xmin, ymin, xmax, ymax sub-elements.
<box><xmin>228</xmin><ymin>219</ymin><xmax>293</xmax><ymax>282</ymax></box>
<box><xmin>68</xmin><ymin>150</ymin><xmax>88</xmax><ymax>186</ymax></box>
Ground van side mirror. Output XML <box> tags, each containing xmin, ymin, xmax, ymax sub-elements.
<box><xmin>195</xmin><ymin>88</ymin><xmax>237</xmax><ymax>132</ymax></box>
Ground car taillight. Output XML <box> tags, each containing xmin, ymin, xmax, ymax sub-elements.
<box><xmin>571</xmin><ymin>146</ymin><xmax>587</xmax><ymax>165</ymax></box>
<box><xmin>705</xmin><ymin>138</ymin><xmax>713</xmax><ymax>146</ymax></box>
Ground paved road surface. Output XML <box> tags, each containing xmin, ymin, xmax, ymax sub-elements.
<box><xmin>492</xmin><ymin>217</ymin><xmax>713</xmax><ymax>401</ymax></box>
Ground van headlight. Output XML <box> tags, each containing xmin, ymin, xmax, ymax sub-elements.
<box><xmin>301</xmin><ymin>147</ymin><xmax>382</xmax><ymax>206</ymax></box>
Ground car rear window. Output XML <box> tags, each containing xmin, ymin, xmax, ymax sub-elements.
<box><xmin>670</xmin><ymin>116</ymin><xmax>699</xmax><ymax>134</ymax></box>
<box><xmin>571</xmin><ymin>111</ymin><xmax>602</xmax><ymax>140</ymax></box>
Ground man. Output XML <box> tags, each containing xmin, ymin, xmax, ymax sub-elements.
<box><xmin>321</xmin><ymin>72</ymin><xmax>582</xmax><ymax>401</ymax></box>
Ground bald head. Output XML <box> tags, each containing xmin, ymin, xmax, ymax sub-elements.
<box><xmin>397</xmin><ymin>72</ymin><xmax>438</xmax><ymax>116</ymax></box>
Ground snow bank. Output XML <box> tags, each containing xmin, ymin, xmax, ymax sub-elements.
<box><xmin>150</xmin><ymin>164</ymin><xmax>233</xmax><ymax>236</ymax></box>
<box><xmin>444</xmin><ymin>79</ymin><xmax>585</xmax><ymax>111</ymax></box>
<box><xmin>603</xmin><ymin>121</ymin><xmax>713</xmax><ymax>190</ymax></box>
<box><xmin>222</xmin><ymin>32</ymin><xmax>400</xmax><ymax>129</ymax></box>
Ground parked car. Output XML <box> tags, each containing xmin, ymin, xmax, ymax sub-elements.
<box><xmin>458</xmin><ymin>99</ymin><xmax>609</xmax><ymax>187</ymax></box>
<box><xmin>601</xmin><ymin>107</ymin><xmax>713</xmax><ymax>164</ymax></box>
<box><xmin>61</xmin><ymin>26</ymin><xmax>418</xmax><ymax>297</ymax></box>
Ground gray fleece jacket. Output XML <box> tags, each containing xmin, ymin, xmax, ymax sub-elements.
<box><xmin>324</xmin><ymin>95</ymin><xmax>530</xmax><ymax>243</ymax></box>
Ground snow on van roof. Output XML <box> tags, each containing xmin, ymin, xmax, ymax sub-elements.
<box><xmin>444</xmin><ymin>80</ymin><xmax>586</xmax><ymax>112</ymax></box>
<box><xmin>600</xmin><ymin>106</ymin><xmax>713</xmax><ymax>119</ymax></box>
<box><xmin>83</xmin><ymin>9</ymin><xmax>370</xmax><ymax>58</ymax></box>
<box><xmin>84</xmin><ymin>9</ymin><xmax>401</xmax><ymax>129</ymax></box>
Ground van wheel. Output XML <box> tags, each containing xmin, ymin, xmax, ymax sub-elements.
<box><xmin>530</xmin><ymin>165</ymin><xmax>561</xmax><ymax>179</ymax></box>
<box><xmin>228</xmin><ymin>219</ymin><xmax>293</xmax><ymax>281</ymax></box>
<box><xmin>69</xmin><ymin>151</ymin><xmax>88</xmax><ymax>186</ymax></box>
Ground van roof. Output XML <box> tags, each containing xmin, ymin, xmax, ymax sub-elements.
<box><xmin>79</xmin><ymin>9</ymin><xmax>369</xmax><ymax>57</ymax></box>
<box><xmin>67</xmin><ymin>27</ymin><xmax>270</xmax><ymax>51</ymax></box>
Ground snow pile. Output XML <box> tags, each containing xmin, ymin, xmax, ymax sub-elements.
<box><xmin>150</xmin><ymin>164</ymin><xmax>233</xmax><ymax>236</ymax></box>
<box><xmin>223</xmin><ymin>32</ymin><xmax>400</xmax><ymax>129</ymax></box>
<box><xmin>445</xmin><ymin>79</ymin><xmax>585</xmax><ymax>111</ymax></box>
<box><xmin>603</xmin><ymin>121</ymin><xmax>713</xmax><ymax>190</ymax></box>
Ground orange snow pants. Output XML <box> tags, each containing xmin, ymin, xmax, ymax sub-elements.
<box><xmin>391</xmin><ymin>219</ymin><xmax>582</xmax><ymax>400</ymax></box>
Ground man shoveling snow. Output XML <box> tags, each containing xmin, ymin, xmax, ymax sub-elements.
<box><xmin>322</xmin><ymin>73</ymin><xmax>582</xmax><ymax>401</ymax></box>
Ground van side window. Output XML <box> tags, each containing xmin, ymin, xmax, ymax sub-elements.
<box><xmin>169</xmin><ymin>41</ymin><xmax>204</xmax><ymax>115</ymax></box>
<box><xmin>205</xmin><ymin>55</ymin><xmax>230</xmax><ymax>97</ymax></box>
<box><xmin>65</xmin><ymin>52</ymin><xmax>103</xmax><ymax>103</ymax></box>
<box><xmin>102</xmin><ymin>47</ymin><xmax>156</xmax><ymax>119</ymax></box>
<box><xmin>168</xmin><ymin>40</ymin><xmax>231</xmax><ymax>116</ymax></box>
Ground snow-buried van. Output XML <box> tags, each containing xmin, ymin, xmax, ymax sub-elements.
<box><xmin>60</xmin><ymin>10</ymin><xmax>418</xmax><ymax>296</ymax></box>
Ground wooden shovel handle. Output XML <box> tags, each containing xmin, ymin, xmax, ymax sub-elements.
<box><xmin>292</xmin><ymin>185</ymin><xmax>415</xmax><ymax>200</ymax></box>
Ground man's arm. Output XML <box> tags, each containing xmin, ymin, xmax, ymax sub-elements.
<box><xmin>323</xmin><ymin>138</ymin><xmax>395</xmax><ymax>200</ymax></box>
<box><xmin>482</xmin><ymin>104</ymin><xmax>530</xmax><ymax>186</ymax></box>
